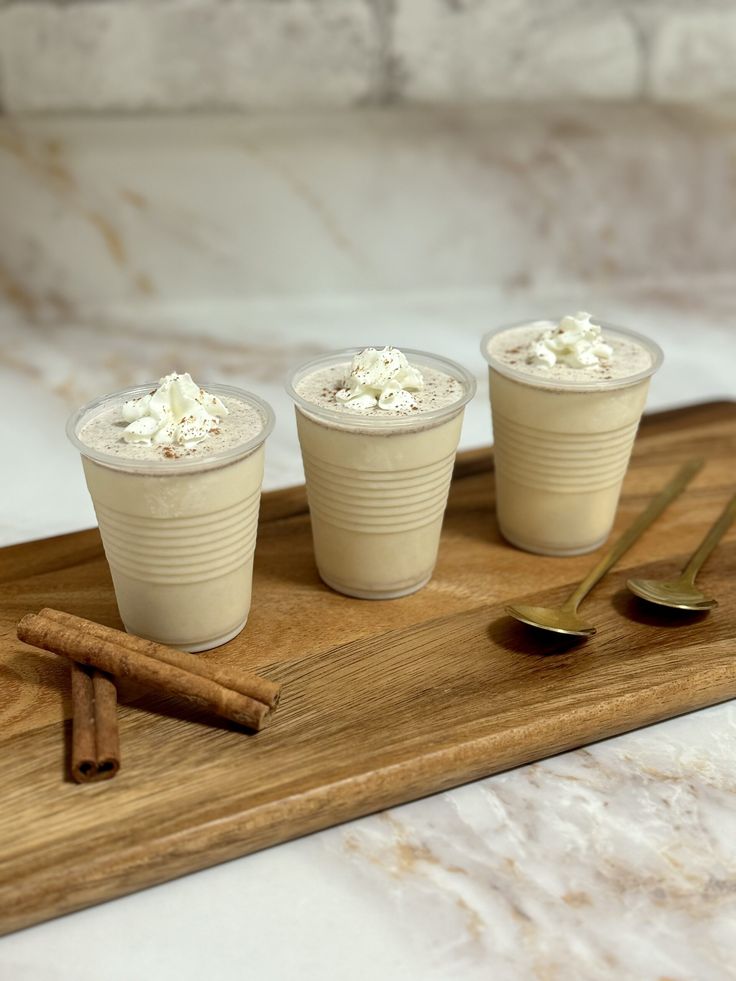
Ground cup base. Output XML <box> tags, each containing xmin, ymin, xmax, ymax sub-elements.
<box><xmin>121</xmin><ymin>615</ymin><xmax>248</xmax><ymax>653</ymax></box>
<box><xmin>500</xmin><ymin>528</ymin><xmax>609</xmax><ymax>557</ymax></box>
<box><xmin>319</xmin><ymin>572</ymin><xmax>432</xmax><ymax>600</ymax></box>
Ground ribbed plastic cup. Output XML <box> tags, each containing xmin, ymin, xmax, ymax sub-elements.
<box><xmin>67</xmin><ymin>384</ymin><xmax>275</xmax><ymax>652</ymax></box>
<box><xmin>481</xmin><ymin>322</ymin><xmax>663</xmax><ymax>556</ymax></box>
<box><xmin>287</xmin><ymin>350</ymin><xmax>476</xmax><ymax>599</ymax></box>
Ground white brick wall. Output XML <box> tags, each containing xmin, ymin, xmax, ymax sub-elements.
<box><xmin>650</xmin><ymin>8</ymin><xmax>736</xmax><ymax>100</ymax></box>
<box><xmin>0</xmin><ymin>0</ymin><xmax>380</xmax><ymax>111</ymax></box>
<box><xmin>0</xmin><ymin>0</ymin><xmax>735</xmax><ymax>111</ymax></box>
<box><xmin>392</xmin><ymin>0</ymin><xmax>641</xmax><ymax>102</ymax></box>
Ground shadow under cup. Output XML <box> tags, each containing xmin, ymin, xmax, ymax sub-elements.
<box><xmin>67</xmin><ymin>384</ymin><xmax>275</xmax><ymax>652</ymax></box>
<box><xmin>481</xmin><ymin>322</ymin><xmax>664</xmax><ymax>557</ymax></box>
<box><xmin>287</xmin><ymin>350</ymin><xmax>477</xmax><ymax>600</ymax></box>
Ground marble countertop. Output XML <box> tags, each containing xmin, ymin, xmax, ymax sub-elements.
<box><xmin>1</xmin><ymin>107</ymin><xmax>736</xmax><ymax>979</ymax></box>
<box><xmin>3</xmin><ymin>296</ymin><xmax>735</xmax><ymax>981</ymax></box>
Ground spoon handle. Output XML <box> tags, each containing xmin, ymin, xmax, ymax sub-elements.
<box><xmin>564</xmin><ymin>457</ymin><xmax>704</xmax><ymax>611</ymax></box>
<box><xmin>681</xmin><ymin>491</ymin><xmax>736</xmax><ymax>583</ymax></box>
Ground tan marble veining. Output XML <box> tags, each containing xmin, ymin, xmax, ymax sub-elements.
<box><xmin>333</xmin><ymin>708</ymin><xmax>736</xmax><ymax>978</ymax></box>
<box><xmin>1</xmin><ymin>318</ymin><xmax>324</xmax><ymax>411</ymax></box>
<box><xmin>0</xmin><ymin>126</ymin><xmax>77</xmax><ymax>192</ymax></box>
<box><xmin>238</xmin><ymin>136</ymin><xmax>376</xmax><ymax>273</ymax></box>
<box><xmin>0</xmin><ymin>123</ymin><xmax>245</xmax><ymax>313</ymax></box>
<box><xmin>85</xmin><ymin>210</ymin><xmax>127</xmax><ymax>266</ymax></box>
<box><xmin>3</xmin><ymin>107</ymin><xmax>736</xmax><ymax>312</ymax></box>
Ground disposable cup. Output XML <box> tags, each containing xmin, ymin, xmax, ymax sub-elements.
<box><xmin>287</xmin><ymin>350</ymin><xmax>476</xmax><ymax>599</ymax></box>
<box><xmin>481</xmin><ymin>322</ymin><xmax>663</xmax><ymax>556</ymax></box>
<box><xmin>67</xmin><ymin>384</ymin><xmax>275</xmax><ymax>651</ymax></box>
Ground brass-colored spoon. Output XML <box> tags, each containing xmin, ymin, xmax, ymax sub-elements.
<box><xmin>506</xmin><ymin>458</ymin><xmax>703</xmax><ymax>637</ymax></box>
<box><xmin>627</xmin><ymin>491</ymin><xmax>736</xmax><ymax>610</ymax></box>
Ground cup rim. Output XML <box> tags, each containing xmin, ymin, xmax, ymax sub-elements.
<box><xmin>480</xmin><ymin>319</ymin><xmax>664</xmax><ymax>392</ymax></box>
<box><xmin>66</xmin><ymin>381</ymin><xmax>276</xmax><ymax>474</ymax></box>
<box><xmin>285</xmin><ymin>347</ymin><xmax>477</xmax><ymax>430</ymax></box>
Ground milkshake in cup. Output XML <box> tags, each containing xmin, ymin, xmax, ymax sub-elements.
<box><xmin>481</xmin><ymin>313</ymin><xmax>663</xmax><ymax>556</ymax></box>
<box><xmin>67</xmin><ymin>373</ymin><xmax>275</xmax><ymax>651</ymax></box>
<box><xmin>287</xmin><ymin>347</ymin><xmax>476</xmax><ymax>599</ymax></box>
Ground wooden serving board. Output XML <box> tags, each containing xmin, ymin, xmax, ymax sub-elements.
<box><xmin>1</xmin><ymin>401</ymin><xmax>735</xmax><ymax>936</ymax></box>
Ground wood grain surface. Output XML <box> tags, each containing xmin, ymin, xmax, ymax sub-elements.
<box><xmin>1</xmin><ymin>401</ymin><xmax>735</xmax><ymax>936</ymax></box>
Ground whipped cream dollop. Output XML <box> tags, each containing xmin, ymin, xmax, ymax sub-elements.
<box><xmin>529</xmin><ymin>312</ymin><xmax>613</xmax><ymax>369</ymax></box>
<box><xmin>336</xmin><ymin>347</ymin><xmax>424</xmax><ymax>411</ymax></box>
<box><xmin>121</xmin><ymin>372</ymin><xmax>228</xmax><ymax>446</ymax></box>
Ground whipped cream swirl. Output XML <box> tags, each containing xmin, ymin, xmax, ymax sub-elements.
<box><xmin>122</xmin><ymin>372</ymin><xmax>228</xmax><ymax>446</ymax></box>
<box><xmin>336</xmin><ymin>347</ymin><xmax>424</xmax><ymax>411</ymax></box>
<box><xmin>529</xmin><ymin>312</ymin><xmax>613</xmax><ymax>369</ymax></box>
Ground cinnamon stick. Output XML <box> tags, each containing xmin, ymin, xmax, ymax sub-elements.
<box><xmin>70</xmin><ymin>661</ymin><xmax>120</xmax><ymax>783</ymax></box>
<box><xmin>39</xmin><ymin>609</ymin><xmax>281</xmax><ymax>709</ymax></box>
<box><xmin>17</xmin><ymin>612</ymin><xmax>277</xmax><ymax>732</ymax></box>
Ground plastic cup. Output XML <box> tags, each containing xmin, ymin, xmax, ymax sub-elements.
<box><xmin>287</xmin><ymin>349</ymin><xmax>476</xmax><ymax>599</ymax></box>
<box><xmin>481</xmin><ymin>322</ymin><xmax>663</xmax><ymax>556</ymax></box>
<box><xmin>67</xmin><ymin>384</ymin><xmax>275</xmax><ymax>652</ymax></box>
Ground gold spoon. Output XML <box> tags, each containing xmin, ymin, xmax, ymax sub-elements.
<box><xmin>506</xmin><ymin>458</ymin><xmax>704</xmax><ymax>637</ymax></box>
<box><xmin>627</xmin><ymin>491</ymin><xmax>736</xmax><ymax>610</ymax></box>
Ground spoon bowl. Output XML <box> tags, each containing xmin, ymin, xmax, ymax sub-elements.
<box><xmin>503</xmin><ymin>460</ymin><xmax>703</xmax><ymax>638</ymax></box>
<box><xmin>505</xmin><ymin>604</ymin><xmax>597</xmax><ymax>637</ymax></box>
<box><xmin>626</xmin><ymin>576</ymin><xmax>717</xmax><ymax>611</ymax></box>
<box><xmin>626</xmin><ymin>490</ymin><xmax>735</xmax><ymax>613</ymax></box>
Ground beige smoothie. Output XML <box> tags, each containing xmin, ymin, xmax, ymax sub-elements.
<box><xmin>68</xmin><ymin>374</ymin><xmax>275</xmax><ymax>651</ymax></box>
<box><xmin>288</xmin><ymin>348</ymin><xmax>476</xmax><ymax>599</ymax></box>
<box><xmin>481</xmin><ymin>314</ymin><xmax>663</xmax><ymax>556</ymax></box>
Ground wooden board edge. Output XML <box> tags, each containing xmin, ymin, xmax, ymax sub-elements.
<box><xmin>2</xmin><ymin>651</ymin><xmax>734</xmax><ymax>937</ymax></box>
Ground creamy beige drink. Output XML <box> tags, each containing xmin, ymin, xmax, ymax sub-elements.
<box><xmin>288</xmin><ymin>348</ymin><xmax>476</xmax><ymax>599</ymax></box>
<box><xmin>481</xmin><ymin>314</ymin><xmax>663</xmax><ymax>556</ymax></box>
<box><xmin>68</xmin><ymin>373</ymin><xmax>275</xmax><ymax>651</ymax></box>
